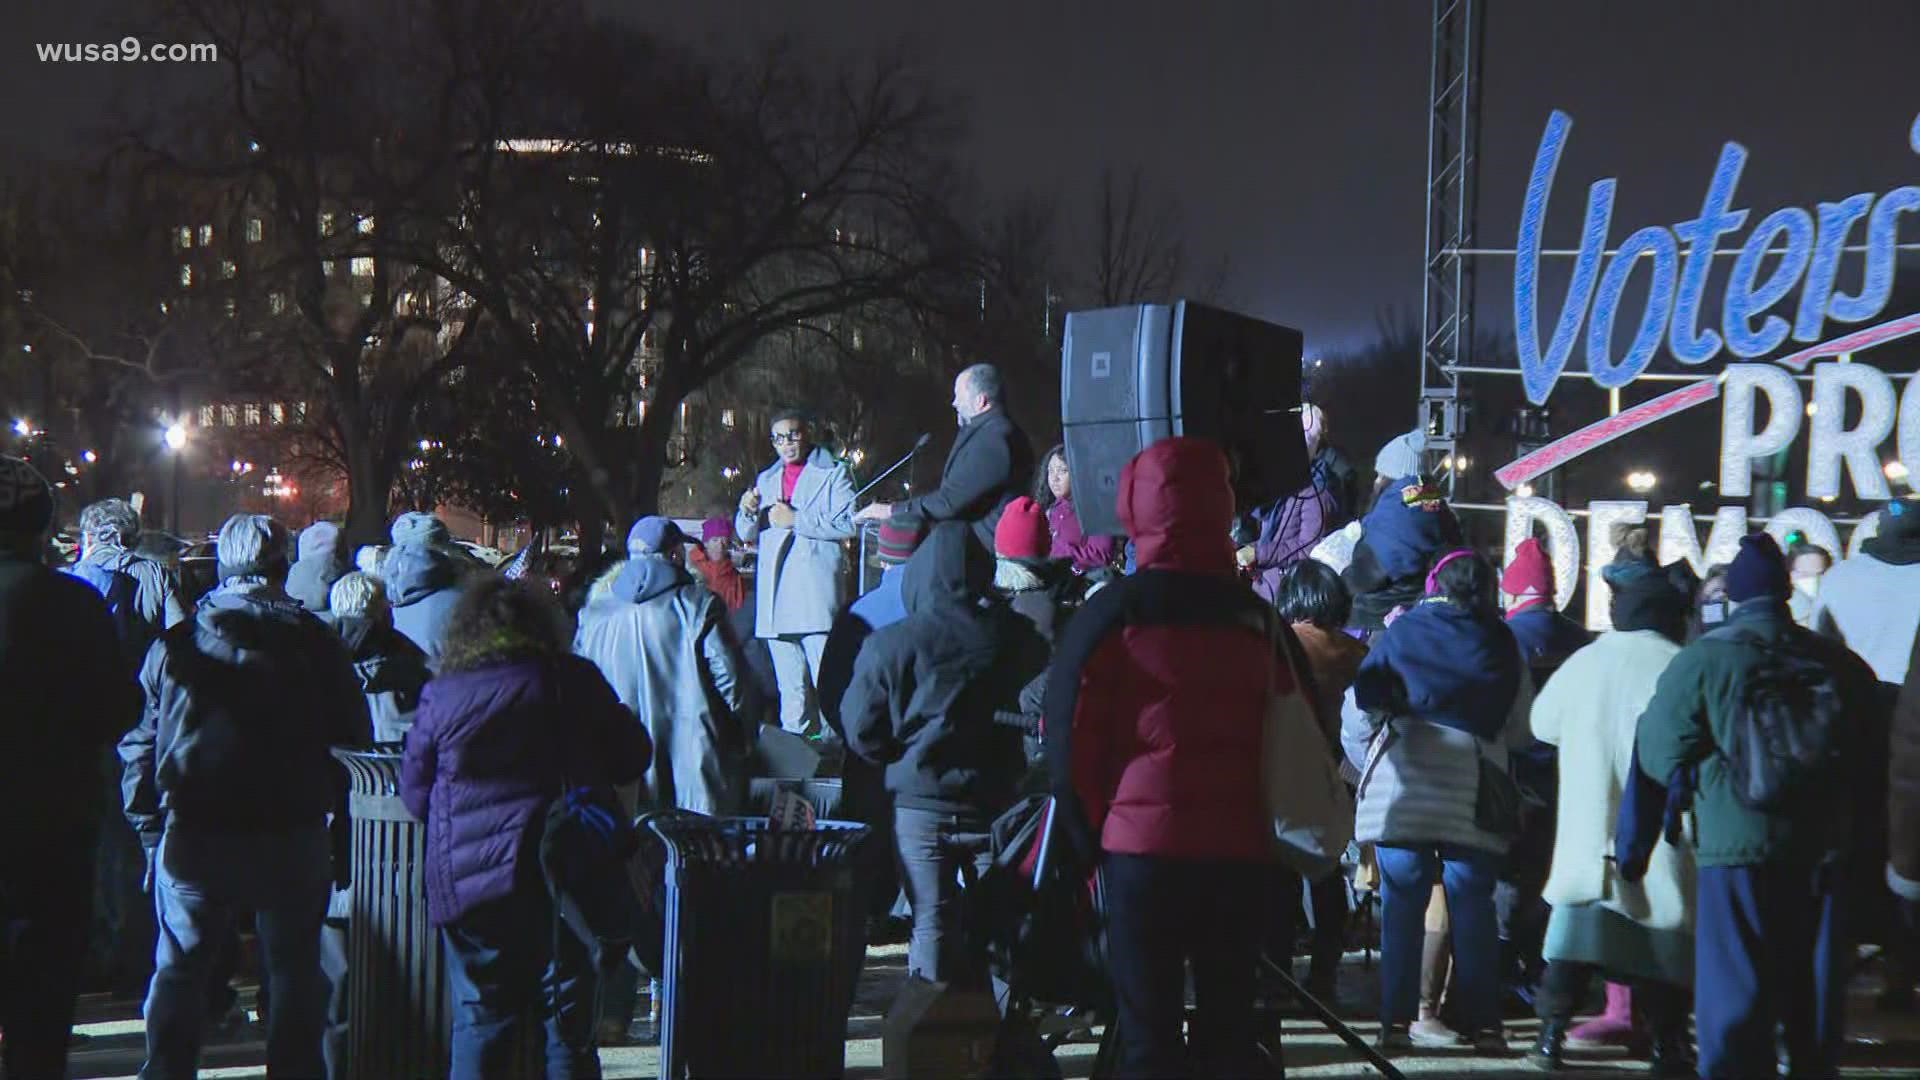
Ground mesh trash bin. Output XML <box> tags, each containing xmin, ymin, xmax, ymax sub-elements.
<box><xmin>334</xmin><ymin>748</ymin><xmax>449</xmax><ymax>1079</ymax></box>
<box><xmin>648</xmin><ymin>815</ymin><xmax>870</xmax><ymax>1079</ymax></box>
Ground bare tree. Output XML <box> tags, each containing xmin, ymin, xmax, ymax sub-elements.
<box><xmin>1087</xmin><ymin>165</ymin><xmax>1186</xmax><ymax>308</ymax></box>
<box><xmin>126</xmin><ymin>0</ymin><xmax>491</xmax><ymax>544</ymax></box>
<box><xmin>412</xmin><ymin>17</ymin><xmax>972</xmax><ymax>553</ymax></box>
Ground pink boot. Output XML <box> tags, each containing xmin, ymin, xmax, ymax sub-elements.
<box><xmin>1567</xmin><ymin>982</ymin><xmax>1638</xmax><ymax>1048</ymax></box>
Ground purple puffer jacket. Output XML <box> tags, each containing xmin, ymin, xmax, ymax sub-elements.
<box><xmin>1250</xmin><ymin>480</ymin><xmax>1338</xmax><ymax>603</ymax></box>
<box><xmin>400</xmin><ymin>654</ymin><xmax>651</xmax><ymax>927</ymax></box>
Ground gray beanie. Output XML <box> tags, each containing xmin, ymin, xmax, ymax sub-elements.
<box><xmin>216</xmin><ymin>514</ymin><xmax>291</xmax><ymax>582</ymax></box>
<box><xmin>390</xmin><ymin>511</ymin><xmax>450</xmax><ymax>548</ymax></box>
<box><xmin>0</xmin><ymin>456</ymin><xmax>53</xmax><ymax>537</ymax></box>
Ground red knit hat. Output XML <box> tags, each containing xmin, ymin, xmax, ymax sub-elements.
<box><xmin>1501</xmin><ymin>538</ymin><xmax>1553</xmax><ymax>601</ymax></box>
<box><xmin>994</xmin><ymin>496</ymin><xmax>1050</xmax><ymax>561</ymax></box>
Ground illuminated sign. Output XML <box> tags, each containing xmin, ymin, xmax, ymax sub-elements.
<box><xmin>1485</xmin><ymin>111</ymin><xmax>1920</xmax><ymax>629</ymax></box>
<box><xmin>1514</xmin><ymin>109</ymin><xmax>1920</xmax><ymax>404</ymax></box>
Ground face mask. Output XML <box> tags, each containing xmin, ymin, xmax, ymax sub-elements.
<box><xmin>1698</xmin><ymin>600</ymin><xmax>1727</xmax><ymax>627</ymax></box>
<box><xmin>1792</xmin><ymin>575</ymin><xmax>1821</xmax><ymax>598</ymax></box>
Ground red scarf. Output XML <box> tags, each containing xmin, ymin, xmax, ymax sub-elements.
<box><xmin>690</xmin><ymin>547</ymin><xmax>747</xmax><ymax>612</ymax></box>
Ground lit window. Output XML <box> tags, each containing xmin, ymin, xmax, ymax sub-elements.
<box><xmin>351</xmin><ymin>257</ymin><xmax>375</xmax><ymax>278</ymax></box>
<box><xmin>270</xmin><ymin>403</ymin><xmax>285</xmax><ymax>424</ymax></box>
<box><xmin>246</xmin><ymin>218</ymin><xmax>263</xmax><ymax>243</ymax></box>
<box><xmin>721</xmin><ymin>408</ymin><xmax>735</xmax><ymax>430</ymax></box>
<box><xmin>244</xmin><ymin>403</ymin><xmax>260</xmax><ymax>426</ymax></box>
<box><xmin>198</xmin><ymin>405</ymin><xmax>215</xmax><ymax>427</ymax></box>
<box><xmin>295</xmin><ymin>402</ymin><xmax>307</xmax><ymax>421</ymax></box>
<box><xmin>221</xmin><ymin>404</ymin><xmax>238</xmax><ymax>427</ymax></box>
<box><xmin>852</xmin><ymin>328</ymin><xmax>863</xmax><ymax>350</ymax></box>
<box><xmin>319</xmin><ymin>212</ymin><xmax>335</xmax><ymax>235</ymax></box>
<box><xmin>224</xmin><ymin>298</ymin><xmax>237</xmax><ymax>319</ymax></box>
<box><xmin>355</xmin><ymin>215</ymin><xmax>374</xmax><ymax>235</ymax></box>
<box><xmin>268</xmin><ymin>292</ymin><xmax>286</xmax><ymax>315</ymax></box>
<box><xmin>221</xmin><ymin>260</ymin><xmax>236</xmax><ymax>279</ymax></box>
<box><xmin>176</xmin><ymin>226</ymin><xmax>193</xmax><ymax>249</ymax></box>
<box><xmin>198</xmin><ymin>225</ymin><xmax>213</xmax><ymax>246</ymax></box>
<box><xmin>179</xmin><ymin>265</ymin><xmax>193</xmax><ymax>288</ymax></box>
<box><xmin>834</xmin><ymin>227</ymin><xmax>843</xmax><ymax>242</ymax></box>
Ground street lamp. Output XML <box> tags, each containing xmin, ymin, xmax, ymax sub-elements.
<box><xmin>163</xmin><ymin>421</ymin><xmax>189</xmax><ymax>534</ymax></box>
<box><xmin>1626</xmin><ymin>470</ymin><xmax>1658</xmax><ymax>494</ymax></box>
<box><xmin>11</xmin><ymin>418</ymin><xmax>30</xmax><ymax>437</ymax></box>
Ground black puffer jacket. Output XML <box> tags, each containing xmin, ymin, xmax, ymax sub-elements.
<box><xmin>119</xmin><ymin>582</ymin><xmax>372</xmax><ymax>845</ymax></box>
<box><xmin>843</xmin><ymin>523</ymin><xmax>1049</xmax><ymax>815</ymax></box>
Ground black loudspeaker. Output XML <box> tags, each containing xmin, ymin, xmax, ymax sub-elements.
<box><xmin>1060</xmin><ymin>301</ymin><xmax>1306</xmax><ymax>537</ymax></box>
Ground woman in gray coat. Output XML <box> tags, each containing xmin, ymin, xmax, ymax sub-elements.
<box><xmin>734</xmin><ymin>410</ymin><xmax>856</xmax><ymax>738</ymax></box>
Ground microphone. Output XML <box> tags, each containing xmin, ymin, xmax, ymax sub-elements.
<box><xmin>855</xmin><ymin>433</ymin><xmax>930</xmax><ymax>501</ymax></box>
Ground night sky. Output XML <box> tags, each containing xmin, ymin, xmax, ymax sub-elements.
<box><xmin>5</xmin><ymin>0</ymin><xmax>1920</xmax><ymax>355</ymax></box>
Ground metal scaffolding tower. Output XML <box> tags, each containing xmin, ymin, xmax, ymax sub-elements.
<box><xmin>1421</xmin><ymin>0</ymin><xmax>1484</xmax><ymax>494</ymax></box>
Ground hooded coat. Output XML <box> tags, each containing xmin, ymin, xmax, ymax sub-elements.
<box><xmin>2</xmin><ymin>553</ymin><xmax>143</xmax><ymax>836</ymax></box>
<box><xmin>1639</xmin><ymin>598</ymin><xmax>1881</xmax><ymax>868</ymax></box>
<box><xmin>399</xmin><ymin>654</ymin><xmax>650</xmax><ymax>927</ymax></box>
<box><xmin>842</xmin><ymin>522</ymin><xmax>1048</xmax><ymax>816</ymax></box>
<box><xmin>384</xmin><ymin>543</ymin><xmax>469</xmax><ymax>667</ymax></box>
<box><xmin>285</xmin><ymin>523</ymin><xmax>349</xmax><ymax>614</ymax></box>
<box><xmin>1248</xmin><ymin>450</ymin><xmax>1353</xmax><ymax>603</ymax></box>
<box><xmin>117</xmin><ymin>582</ymin><xmax>371</xmax><ymax>845</ymax></box>
<box><xmin>1535</xmin><ymin>626</ymin><xmax>1693</xmax><ymax>933</ymax></box>
<box><xmin>334</xmin><ymin>615</ymin><xmax>432</xmax><ymax>743</ymax></box>
<box><xmin>66</xmin><ymin>542</ymin><xmax>189</xmax><ymax>646</ymax></box>
<box><xmin>1343</xmin><ymin>476</ymin><xmax>1461</xmax><ymax>632</ymax></box>
<box><xmin>574</xmin><ymin>555</ymin><xmax>747</xmax><ymax>815</ymax></box>
<box><xmin>1343</xmin><ymin>595</ymin><xmax>1533</xmax><ymax>855</ymax></box>
<box><xmin>1046</xmin><ymin>438</ymin><xmax>1306</xmax><ymax>862</ymax></box>
<box><xmin>1812</xmin><ymin>509</ymin><xmax>1920</xmax><ymax>684</ymax></box>
<box><xmin>734</xmin><ymin>446</ymin><xmax>856</xmax><ymax>637</ymax></box>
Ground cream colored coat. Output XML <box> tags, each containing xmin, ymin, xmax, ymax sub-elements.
<box><xmin>1531</xmin><ymin>629</ymin><xmax>1695</xmax><ymax>933</ymax></box>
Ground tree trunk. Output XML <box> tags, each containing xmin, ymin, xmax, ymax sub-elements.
<box><xmin>343</xmin><ymin>441</ymin><xmax>393</xmax><ymax>552</ymax></box>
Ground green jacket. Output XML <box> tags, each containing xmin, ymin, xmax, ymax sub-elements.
<box><xmin>1638</xmin><ymin>599</ymin><xmax>1881</xmax><ymax>868</ymax></box>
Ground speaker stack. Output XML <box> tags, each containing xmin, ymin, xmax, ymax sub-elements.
<box><xmin>1060</xmin><ymin>301</ymin><xmax>1307</xmax><ymax>537</ymax></box>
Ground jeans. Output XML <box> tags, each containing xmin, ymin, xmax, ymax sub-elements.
<box><xmin>893</xmin><ymin>806</ymin><xmax>994</xmax><ymax>987</ymax></box>
<box><xmin>767</xmin><ymin>633</ymin><xmax>829</xmax><ymax>736</ymax></box>
<box><xmin>1695</xmin><ymin>861</ymin><xmax>1846</xmax><ymax>1079</ymax></box>
<box><xmin>142</xmin><ymin>824</ymin><xmax>332</xmax><ymax>1080</ymax></box>
<box><xmin>1</xmin><ymin>826</ymin><xmax>96</xmax><ymax>1080</ymax></box>
<box><xmin>1102</xmin><ymin>853</ymin><xmax>1269</xmax><ymax>1078</ymax></box>
<box><xmin>1376</xmin><ymin>843</ymin><xmax>1502</xmax><ymax>1033</ymax></box>
<box><xmin>442</xmin><ymin>890</ymin><xmax>599</xmax><ymax>1079</ymax></box>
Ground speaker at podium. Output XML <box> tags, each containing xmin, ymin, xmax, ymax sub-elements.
<box><xmin>1060</xmin><ymin>301</ymin><xmax>1306</xmax><ymax>538</ymax></box>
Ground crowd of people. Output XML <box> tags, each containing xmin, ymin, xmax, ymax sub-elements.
<box><xmin>3</xmin><ymin>369</ymin><xmax>1919</xmax><ymax>1080</ymax></box>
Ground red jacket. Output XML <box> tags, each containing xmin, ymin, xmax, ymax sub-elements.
<box><xmin>1045</xmin><ymin>438</ymin><xmax>1292</xmax><ymax>862</ymax></box>
<box><xmin>689</xmin><ymin>547</ymin><xmax>747</xmax><ymax>613</ymax></box>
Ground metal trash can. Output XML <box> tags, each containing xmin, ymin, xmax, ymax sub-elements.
<box><xmin>648</xmin><ymin>816</ymin><xmax>869</xmax><ymax>1079</ymax></box>
<box><xmin>745</xmin><ymin>777</ymin><xmax>846</xmax><ymax>820</ymax></box>
<box><xmin>334</xmin><ymin>748</ymin><xmax>449</xmax><ymax>1079</ymax></box>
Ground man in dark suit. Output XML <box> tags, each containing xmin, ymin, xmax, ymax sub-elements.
<box><xmin>855</xmin><ymin>363</ymin><xmax>1034</xmax><ymax>555</ymax></box>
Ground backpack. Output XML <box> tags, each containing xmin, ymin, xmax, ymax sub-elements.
<box><xmin>71</xmin><ymin>559</ymin><xmax>149</xmax><ymax>671</ymax></box>
<box><xmin>101</xmin><ymin>569</ymin><xmax>147</xmax><ymax>670</ymax></box>
<box><xmin>1709</xmin><ymin>624</ymin><xmax>1848</xmax><ymax>811</ymax></box>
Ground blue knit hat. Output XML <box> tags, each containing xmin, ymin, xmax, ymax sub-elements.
<box><xmin>1726</xmin><ymin>532</ymin><xmax>1789</xmax><ymax>603</ymax></box>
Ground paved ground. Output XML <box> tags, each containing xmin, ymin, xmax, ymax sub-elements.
<box><xmin>67</xmin><ymin>942</ymin><xmax>1920</xmax><ymax>1078</ymax></box>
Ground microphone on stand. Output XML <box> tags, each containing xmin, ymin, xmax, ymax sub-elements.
<box><xmin>855</xmin><ymin>433</ymin><xmax>931</xmax><ymax>501</ymax></box>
